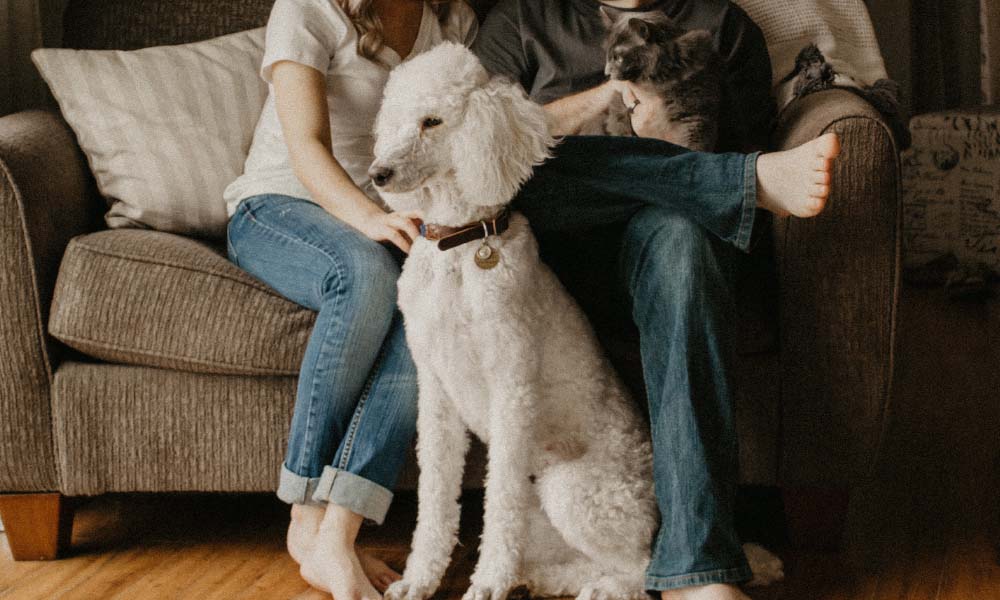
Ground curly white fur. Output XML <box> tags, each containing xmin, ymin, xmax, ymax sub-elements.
<box><xmin>371</xmin><ymin>43</ymin><xmax>783</xmax><ymax>600</ymax></box>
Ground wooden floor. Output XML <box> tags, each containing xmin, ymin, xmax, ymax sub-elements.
<box><xmin>2</xmin><ymin>285</ymin><xmax>999</xmax><ymax>599</ymax></box>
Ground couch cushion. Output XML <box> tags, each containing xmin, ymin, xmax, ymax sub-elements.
<box><xmin>49</xmin><ymin>229</ymin><xmax>314</xmax><ymax>376</ymax></box>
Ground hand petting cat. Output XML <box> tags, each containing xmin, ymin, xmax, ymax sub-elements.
<box><xmin>600</xmin><ymin>10</ymin><xmax>722</xmax><ymax>151</ymax></box>
<box><xmin>610</xmin><ymin>79</ymin><xmax>677</xmax><ymax>143</ymax></box>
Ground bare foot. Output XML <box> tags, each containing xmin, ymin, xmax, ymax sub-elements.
<box><xmin>755</xmin><ymin>132</ymin><xmax>841</xmax><ymax>218</ymax></box>
<box><xmin>358</xmin><ymin>549</ymin><xmax>402</xmax><ymax>592</ymax></box>
<box><xmin>301</xmin><ymin>540</ymin><xmax>383</xmax><ymax>600</ymax></box>
<box><xmin>288</xmin><ymin>504</ymin><xmax>324</xmax><ymax>565</ymax></box>
<box><xmin>299</xmin><ymin>503</ymin><xmax>384</xmax><ymax>600</ymax></box>
<box><xmin>661</xmin><ymin>583</ymin><xmax>751</xmax><ymax>600</ymax></box>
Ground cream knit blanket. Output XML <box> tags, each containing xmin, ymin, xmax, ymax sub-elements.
<box><xmin>734</xmin><ymin>0</ymin><xmax>889</xmax><ymax>108</ymax></box>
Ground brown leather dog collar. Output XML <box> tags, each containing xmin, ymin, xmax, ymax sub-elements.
<box><xmin>423</xmin><ymin>209</ymin><xmax>510</xmax><ymax>251</ymax></box>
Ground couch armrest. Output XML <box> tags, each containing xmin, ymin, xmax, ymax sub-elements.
<box><xmin>0</xmin><ymin>109</ymin><xmax>101</xmax><ymax>492</ymax></box>
<box><xmin>771</xmin><ymin>90</ymin><xmax>901</xmax><ymax>487</ymax></box>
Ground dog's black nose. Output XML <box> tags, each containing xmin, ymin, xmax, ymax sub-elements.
<box><xmin>370</xmin><ymin>166</ymin><xmax>394</xmax><ymax>187</ymax></box>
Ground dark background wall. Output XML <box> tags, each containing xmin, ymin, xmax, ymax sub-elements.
<box><xmin>867</xmin><ymin>0</ymin><xmax>985</xmax><ymax>117</ymax></box>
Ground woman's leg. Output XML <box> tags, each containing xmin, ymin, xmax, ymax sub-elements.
<box><xmin>307</xmin><ymin>310</ymin><xmax>416</xmax><ymax>592</ymax></box>
<box><xmin>228</xmin><ymin>194</ymin><xmax>415</xmax><ymax>596</ymax></box>
<box><xmin>514</xmin><ymin>133</ymin><xmax>840</xmax><ymax>252</ymax></box>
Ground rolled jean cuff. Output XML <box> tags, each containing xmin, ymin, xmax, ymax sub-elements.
<box><xmin>645</xmin><ymin>565</ymin><xmax>753</xmax><ymax>592</ymax></box>
<box><xmin>277</xmin><ymin>464</ymin><xmax>325</xmax><ymax>507</ymax></box>
<box><xmin>734</xmin><ymin>151</ymin><xmax>760</xmax><ymax>253</ymax></box>
<box><xmin>316</xmin><ymin>466</ymin><xmax>394</xmax><ymax>524</ymax></box>
<box><xmin>276</xmin><ymin>464</ymin><xmax>394</xmax><ymax>524</ymax></box>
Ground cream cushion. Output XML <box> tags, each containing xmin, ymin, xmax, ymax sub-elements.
<box><xmin>32</xmin><ymin>29</ymin><xmax>267</xmax><ymax>239</ymax></box>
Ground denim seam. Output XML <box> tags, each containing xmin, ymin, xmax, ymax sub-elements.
<box><xmin>645</xmin><ymin>565</ymin><xmax>753</xmax><ymax>591</ymax></box>
<box><xmin>734</xmin><ymin>152</ymin><xmax>759</xmax><ymax>252</ymax></box>
<box><xmin>226</xmin><ymin>230</ymin><xmax>239</xmax><ymax>265</ymax></box>
<box><xmin>621</xmin><ymin>216</ymin><xmax>663</xmax><ymax>298</ymax></box>
<box><xmin>242</xmin><ymin>194</ymin><xmax>297</xmax><ymax>216</ymax></box>
<box><xmin>297</xmin><ymin>265</ymin><xmax>347</xmax><ymax>476</ymax></box>
<box><xmin>337</xmin><ymin>349</ymin><xmax>384</xmax><ymax>470</ymax></box>
<box><xmin>243</xmin><ymin>207</ymin><xmax>351</xmax><ymax>477</ymax></box>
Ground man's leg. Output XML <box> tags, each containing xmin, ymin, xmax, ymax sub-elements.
<box><xmin>515</xmin><ymin>136</ymin><xmax>758</xmax><ymax>252</ymax></box>
<box><xmin>514</xmin><ymin>133</ymin><xmax>841</xmax><ymax>252</ymax></box>
<box><xmin>618</xmin><ymin>206</ymin><xmax>751</xmax><ymax>593</ymax></box>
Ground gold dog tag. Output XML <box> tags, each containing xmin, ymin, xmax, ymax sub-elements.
<box><xmin>475</xmin><ymin>242</ymin><xmax>500</xmax><ymax>270</ymax></box>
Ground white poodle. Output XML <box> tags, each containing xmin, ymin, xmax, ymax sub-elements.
<box><xmin>369</xmin><ymin>42</ymin><xmax>783</xmax><ymax>600</ymax></box>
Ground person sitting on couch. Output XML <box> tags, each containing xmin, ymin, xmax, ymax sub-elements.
<box><xmin>223</xmin><ymin>0</ymin><xmax>838</xmax><ymax>599</ymax></box>
<box><xmin>472</xmin><ymin>1</ymin><xmax>839</xmax><ymax>600</ymax></box>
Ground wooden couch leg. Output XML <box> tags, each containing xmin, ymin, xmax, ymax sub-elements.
<box><xmin>781</xmin><ymin>486</ymin><xmax>849</xmax><ymax>551</ymax></box>
<box><xmin>0</xmin><ymin>493</ymin><xmax>75</xmax><ymax>560</ymax></box>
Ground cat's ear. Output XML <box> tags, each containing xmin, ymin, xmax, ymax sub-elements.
<box><xmin>627</xmin><ymin>18</ymin><xmax>652</xmax><ymax>40</ymax></box>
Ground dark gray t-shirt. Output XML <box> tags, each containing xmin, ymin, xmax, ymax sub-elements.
<box><xmin>471</xmin><ymin>0</ymin><xmax>775</xmax><ymax>152</ymax></box>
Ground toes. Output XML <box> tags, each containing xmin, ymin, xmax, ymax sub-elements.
<box><xmin>813</xmin><ymin>132</ymin><xmax>841</xmax><ymax>157</ymax></box>
<box><xmin>382</xmin><ymin>572</ymin><xmax>402</xmax><ymax>589</ymax></box>
<box><xmin>806</xmin><ymin>196</ymin><xmax>827</xmax><ymax>215</ymax></box>
<box><xmin>813</xmin><ymin>169</ymin><xmax>831</xmax><ymax>185</ymax></box>
<box><xmin>811</xmin><ymin>183</ymin><xmax>830</xmax><ymax>198</ymax></box>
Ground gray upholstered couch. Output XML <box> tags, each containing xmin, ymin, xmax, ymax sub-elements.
<box><xmin>0</xmin><ymin>0</ymin><xmax>900</xmax><ymax>561</ymax></box>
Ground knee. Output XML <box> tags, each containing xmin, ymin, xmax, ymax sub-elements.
<box><xmin>621</xmin><ymin>208</ymin><xmax>718</xmax><ymax>299</ymax></box>
<box><xmin>321</xmin><ymin>239</ymin><xmax>400</xmax><ymax>318</ymax></box>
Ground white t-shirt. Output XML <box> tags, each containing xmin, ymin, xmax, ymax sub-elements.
<box><xmin>224</xmin><ymin>0</ymin><xmax>478</xmax><ymax>216</ymax></box>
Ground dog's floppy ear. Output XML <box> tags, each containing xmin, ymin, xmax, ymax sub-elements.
<box><xmin>451</xmin><ymin>77</ymin><xmax>554</xmax><ymax>207</ymax></box>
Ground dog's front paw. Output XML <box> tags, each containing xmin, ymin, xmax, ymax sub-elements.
<box><xmin>385</xmin><ymin>578</ymin><xmax>439</xmax><ymax>600</ymax></box>
<box><xmin>462</xmin><ymin>579</ymin><xmax>516</xmax><ymax>600</ymax></box>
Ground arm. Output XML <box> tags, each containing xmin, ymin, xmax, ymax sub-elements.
<box><xmin>543</xmin><ymin>81</ymin><xmax>620</xmax><ymax>136</ymax></box>
<box><xmin>771</xmin><ymin>89</ymin><xmax>900</xmax><ymax>486</ymax></box>
<box><xmin>271</xmin><ymin>61</ymin><xmax>420</xmax><ymax>252</ymax></box>
<box><xmin>0</xmin><ymin>109</ymin><xmax>102</xmax><ymax>492</ymax></box>
<box><xmin>472</xmin><ymin>1</ymin><xmax>622</xmax><ymax>136</ymax></box>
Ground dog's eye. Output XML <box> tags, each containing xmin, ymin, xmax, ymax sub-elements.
<box><xmin>421</xmin><ymin>116</ymin><xmax>443</xmax><ymax>130</ymax></box>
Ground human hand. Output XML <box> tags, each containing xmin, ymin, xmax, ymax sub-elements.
<box><xmin>354</xmin><ymin>209</ymin><xmax>424</xmax><ymax>253</ymax></box>
<box><xmin>610</xmin><ymin>80</ymin><xmax>672</xmax><ymax>141</ymax></box>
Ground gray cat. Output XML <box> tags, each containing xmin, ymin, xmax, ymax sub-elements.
<box><xmin>599</xmin><ymin>10</ymin><xmax>722</xmax><ymax>151</ymax></box>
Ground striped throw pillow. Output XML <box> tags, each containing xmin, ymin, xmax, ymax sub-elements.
<box><xmin>32</xmin><ymin>29</ymin><xmax>267</xmax><ymax>239</ymax></box>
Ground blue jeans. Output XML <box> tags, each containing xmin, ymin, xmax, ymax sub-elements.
<box><xmin>515</xmin><ymin>136</ymin><xmax>757</xmax><ymax>590</ymax></box>
<box><xmin>226</xmin><ymin>136</ymin><xmax>756</xmax><ymax>585</ymax></box>
<box><xmin>227</xmin><ymin>194</ymin><xmax>417</xmax><ymax>524</ymax></box>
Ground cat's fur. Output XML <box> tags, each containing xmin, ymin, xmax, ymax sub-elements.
<box><xmin>596</xmin><ymin>10</ymin><xmax>723</xmax><ymax>151</ymax></box>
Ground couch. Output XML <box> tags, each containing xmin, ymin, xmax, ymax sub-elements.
<box><xmin>0</xmin><ymin>0</ymin><xmax>900</xmax><ymax>561</ymax></box>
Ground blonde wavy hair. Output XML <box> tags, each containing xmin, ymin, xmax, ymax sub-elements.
<box><xmin>337</xmin><ymin>0</ymin><xmax>457</xmax><ymax>63</ymax></box>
